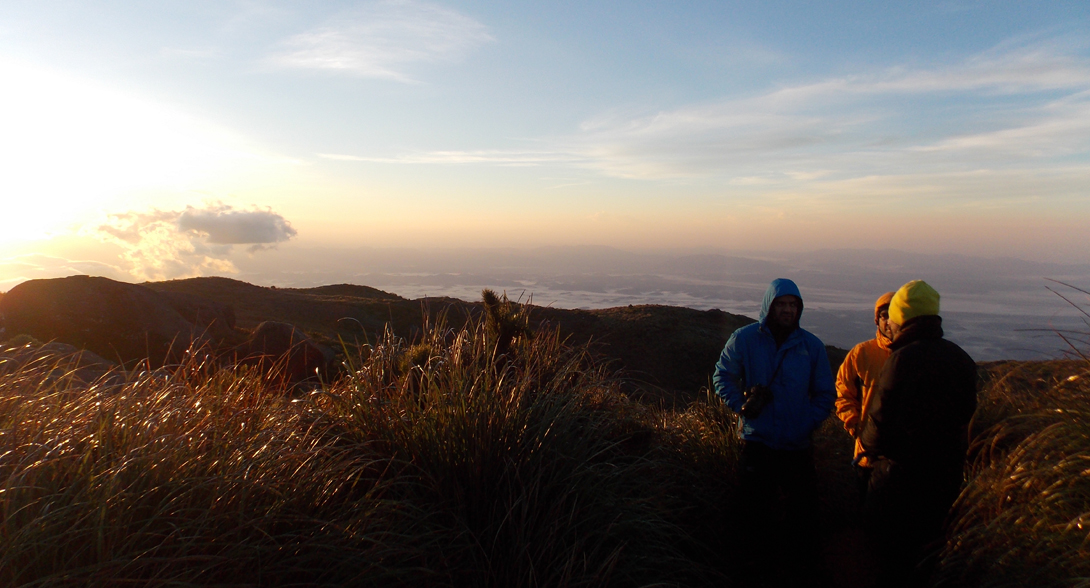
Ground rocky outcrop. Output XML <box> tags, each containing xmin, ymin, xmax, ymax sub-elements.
<box><xmin>156</xmin><ymin>290</ymin><xmax>242</xmax><ymax>346</ymax></box>
<box><xmin>0</xmin><ymin>277</ymin><xmax>327</xmax><ymax>389</ymax></box>
<box><xmin>0</xmin><ymin>341</ymin><xmax>124</xmax><ymax>389</ymax></box>
<box><xmin>0</xmin><ymin>276</ymin><xmax>202</xmax><ymax>368</ymax></box>
<box><xmin>233</xmin><ymin>322</ymin><xmax>331</xmax><ymax>387</ymax></box>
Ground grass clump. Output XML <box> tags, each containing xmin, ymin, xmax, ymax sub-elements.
<box><xmin>0</xmin><ymin>299</ymin><xmax>742</xmax><ymax>587</ymax></box>
<box><xmin>933</xmin><ymin>282</ymin><xmax>1090</xmax><ymax>587</ymax></box>
<box><xmin>932</xmin><ymin>360</ymin><xmax>1090</xmax><ymax>587</ymax></box>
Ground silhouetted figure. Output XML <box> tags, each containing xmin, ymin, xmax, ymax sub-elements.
<box><xmin>861</xmin><ymin>280</ymin><xmax>977</xmax><ymax>588</ymax></box>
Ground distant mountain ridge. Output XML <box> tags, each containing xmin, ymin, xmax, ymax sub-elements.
<box><xmin>1</xmin><ymin>275</ymin><xmax>847</xmax><ymax>403</ymax></box>
<box><xmin>142</xmin><ymin>277</ymin><xmax>770</xmax><ymax>401</ymax></box>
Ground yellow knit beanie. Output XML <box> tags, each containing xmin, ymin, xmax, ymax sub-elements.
<box><xmin>889</xmin><ymin>280</ymin><xmax>940</xmax><ymax>325</ymax></box>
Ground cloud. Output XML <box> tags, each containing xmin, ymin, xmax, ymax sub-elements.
<box><xmin>267</xmin><ymin>0</ymin><xmax>493</xmax><ymax>81</ymax></box>
<box><xmin>555</xmin><ymin>38</ymin><xmax>1090</xmax><ymax>181</ymax></box>
<box><xmin>178</xmin><ymin>204</ymin><xmax>297</xmax><ymax>245</ymax></box>
<box><xmin>307</xmin><ymin>35</ymin><xmax>1090</xmax><ymax>213</ymax></box>
<box><xmin>912</xmin><ymin>92</ymin><xmax>1090</xmax><ymax>157</ymax></box>
<box><xmin>880</xmin><ymin>38</ymin><xmax>1090</xmax><ymax>94</ymax></box>
<box><xmin>317</xmin><ymin>150</ymin><xmax>578</xmax><ymax>165</ymax></box>
<box><xmin>89</xmin><ymin>202</ymin><xmax>296</xmax><ymax>281</ymax></box>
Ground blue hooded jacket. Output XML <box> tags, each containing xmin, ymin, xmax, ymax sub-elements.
<box><xmin>713</xmin><ymin>278</ymin><xmax>835</xmax><ymax>450</ymax></box>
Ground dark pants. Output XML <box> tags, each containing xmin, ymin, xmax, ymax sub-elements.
<box><xmin>854</xmin><ymin>463</ymin><xmax>872</xmax><ymax>508</ymax></box>
<box><xmin>864</xmin><ymin>459</ymin><xmax>962</xmax><ymax>588</ymax></box>
<box><xmin>737</xmin><ymin>441</ymin><xmax>824</xmax><ymax>587</ymax></box>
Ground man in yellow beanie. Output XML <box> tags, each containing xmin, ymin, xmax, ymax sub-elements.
<box><xmin>860</xmin><ymin>279</ymin><xmax>977</xmax><ymax>587</ymax></box>
<box><xmin>834</xmin><ymin>291</ymin><xmax>895</xmax><ymax>503</ymax></box>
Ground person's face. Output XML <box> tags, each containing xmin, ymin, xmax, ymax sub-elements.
<box><xmin>769</xmin><ymin>295</ymin><xmax>801</xmax><ymax>330</ymax></box>
<box><xmin>877</xmin><ymin>305</ymin><xmax>892</xmax><ymax>339</ymax></box>
<box><xmin>888</xmin><ymin>319</ymin><xmax>903</xmax><ymax>339</ymax></box>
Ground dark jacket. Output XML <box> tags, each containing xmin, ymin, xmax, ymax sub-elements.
<box><xmin>860</xmin><ymin>315</ymin><xmax>978</xmax><ymax>584</ymax></box>
<box><xmin>861</xmin><ymin>315</ymin><xmax>977</xmax><ymax>476</ymax></box>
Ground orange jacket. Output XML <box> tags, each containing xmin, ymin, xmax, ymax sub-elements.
<box><xmin>835</xmin><ymin>293</ymin><xmax>894</xmax><ymax>467</ymax></box>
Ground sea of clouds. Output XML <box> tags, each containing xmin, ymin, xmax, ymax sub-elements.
<box><xmin>229</xmin><ymin>245</ymin><xmax>1090</xmax><ymax>362</ymax></box>
<box><xmin>3</xmin><ymin>228</ymin><xmax>1086</xmax><ymax>361</ymax></box>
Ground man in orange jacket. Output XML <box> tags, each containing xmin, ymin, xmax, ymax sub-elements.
<box><xmin>835</xmin><ymin>291</ymin><xmax>895</xmax><ymax>503</ymax></box>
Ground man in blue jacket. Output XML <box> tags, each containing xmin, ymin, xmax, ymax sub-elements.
<box><xmin>713</xmin><ymin>278</ymin><xmax>836</xmax><ymax>582</ymax></box>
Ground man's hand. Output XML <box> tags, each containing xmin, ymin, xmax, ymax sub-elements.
<box><xmin>741</xmin><ymin>384</ymin><xmax>772</xmax><ymax>419</ymax></box>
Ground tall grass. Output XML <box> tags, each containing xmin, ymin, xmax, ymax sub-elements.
<box><xmin>931</xmin><ymin>281</ymin><xmax>1090</xmax><ymax>587</ymax></box>
<box><xmin>0</xmin><ymin>295</ymin><xmax>742</xmax><ymax>587</ymax></box>
<box><xmin>930</xmin><ymin>360</ymin><xmax>1090</xmax><ymax>588</ymax></box>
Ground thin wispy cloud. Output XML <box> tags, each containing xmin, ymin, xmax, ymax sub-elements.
<box><xmin>304</xmin><ymin>37</ymin><xmax>1090</xmax><ymax>225</ymax></box>
<box><xmin>551</xmin><ymin>38</ymin><xmax>1090</xmax><ymax>186</ymax></box>
<box><xmin>317</xmin><ymin>150</ymin><xmax>579</xmax><ymax>165</ymax></box>
<box><xmin>312</xmin><ymin>37</ymin><xmax>1090</xmax><ymax>188</ymax></box>
<box><xmin>267</xmin><ymin>0</ymin><xmax>493</xmax><ymax>81</ymax></box>
<box><xmin>89</xmin><ymin>202</ymin><xmax>297</xmax><ymax>281</ymax></box>
<box><xmin>734</xmin><ymin>38</ymin><xmax>1090</xmax><ymax>117</ymax></box>
<box><xmin>914</xmin><ymin>92</ymin><xmax>1090</xmax><ymax>157</ymax></box>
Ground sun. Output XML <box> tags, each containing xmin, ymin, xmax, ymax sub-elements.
<box><xmin>0</xmin><ymin>57</ymin><xmax>292</xmax><ymax>245</ymax></box>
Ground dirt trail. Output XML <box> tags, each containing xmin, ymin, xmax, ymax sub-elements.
<box><xmin>814</xmin><ymin>417</ymin><xmax>878</xmax><ymax>588</ymax></box>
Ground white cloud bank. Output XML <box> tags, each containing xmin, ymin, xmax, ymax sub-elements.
<box><xmin>90</xmin><ymin>203</ymin><xmax>297</xmax><ymax>281</ymax></box>
<box><xmin>267</xmin><ymin>0</ymin><xmax>493</xmax><ymax>82</ymax></box>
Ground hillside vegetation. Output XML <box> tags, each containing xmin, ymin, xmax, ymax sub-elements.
<box><xmin>1</xmin><ymin>275</ymin><xmax>765</xmax><ymax>403</ymax></box>
<box><xmin>933</xmin><ymin>360</ymin><xmax>1090</xmax><ymax>587</ymax></box>
<box><xmin>0</xmin><ymin>295</ymin><xmax>744</xmax><ymax>587</ymax></box>
<box><xmin>1</xmin><ymin>285</ymin><xmax>1087</xmax><ymax>587</ymax></box>
<box><xmin>144</xmin><ymin>277</ymin><xmax>766</xmax><ymax>402</ymax></box>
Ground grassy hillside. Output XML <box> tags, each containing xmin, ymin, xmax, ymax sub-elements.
<box><xmin>0</xmin><ymin>305</ymin><xmax>745</xmax><ymax>587</ymax></box>
<box><xmin>3</xmin><ymin>283</ymin><xmax>1086</xmax><ymax>587</ymax></box>
<box><xmin>143</xmin><ymin>277</ymin><xmax>762</xmax><ymax>403</ymax></box>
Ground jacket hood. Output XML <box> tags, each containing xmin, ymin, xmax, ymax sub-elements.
<box><xmin>876</xmin><ymin>327</ymin><xmax>893</xmax><ymax>350</ymax></box>
<box><xmin>875</xmin><ymin>291</ymin><xmax>895</xmax><ymax>350</ymax></box>
<box><xmin>759</xmin><ymin>278</ymin><xmax>804</xmax><ymax>328</ymax></box>
<box><xmin>874</xmin><ymin>291</ymin><xmax>895</xmax><ymax>323</ymax></box>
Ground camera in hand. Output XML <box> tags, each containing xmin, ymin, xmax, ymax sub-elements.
<box><xmin>741</xmin><ymin>384</ymin><xmax>773</xmax><ymax>418</ymax></box>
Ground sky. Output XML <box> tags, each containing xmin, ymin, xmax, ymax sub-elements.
<box><xmin>1</xmin><ymin>0</ymin><xmax>1089</xmax><ymax>287</ymax></box>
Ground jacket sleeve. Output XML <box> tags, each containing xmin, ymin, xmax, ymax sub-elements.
<box><xmin>808</xmin><ymin>342</ymin><xmax>836</xmax><ymax>428</ymax></box>
<box><xmin>712</xmin><ymin>332</ymin><xmax>746</xmax><ymax>414</ymax></box>
<box><xmin>834</xmin><ymin>348</ymin><xmax>863</xmax><ymax>437</ymax></box>
<box><xmin>860</xmin><ymin>351</ymin><xmax>899</xmax><ymax>458</ymax></box>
